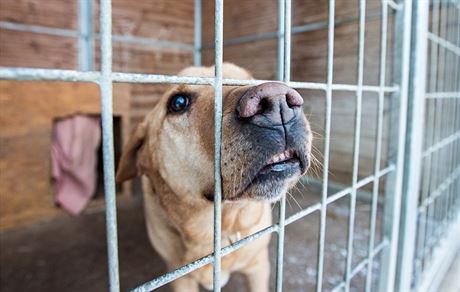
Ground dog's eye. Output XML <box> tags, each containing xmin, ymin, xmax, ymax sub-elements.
<box><xmin>168</xmin><ymin>94</ymin><xmax>191</xmax><ymax>113</ymax></box>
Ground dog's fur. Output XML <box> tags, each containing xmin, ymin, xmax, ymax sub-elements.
<box><xmin>116</xmin><ymin>63</ymin><xmax>311</xmax><ymax>291</ymax></box>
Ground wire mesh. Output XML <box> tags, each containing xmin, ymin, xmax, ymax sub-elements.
<box><xmin>0</xmin><ymin>0</ymin><xmax>458</xmax><ymax>291</ymax></box>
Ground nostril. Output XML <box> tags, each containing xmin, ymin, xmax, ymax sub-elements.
<box><xmin>259</xmin><ymin>98</ymin><xmax>270</xmax><ymax>114</ymax></box>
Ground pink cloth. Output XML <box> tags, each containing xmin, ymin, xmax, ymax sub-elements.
<box><xmin>51</xmin><ymin>115</ymin><xmax>101</xmax><ymax>215</ymax></box>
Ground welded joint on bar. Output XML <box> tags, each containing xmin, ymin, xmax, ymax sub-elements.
<box><xmin>427</xmin><ymin>32</ymin><xmax>460</xmax><ymax>56</ymax></box>
<box><xmin>418</xmin><ymin>166</ymin><xmax>460</xmax><ymax>214</ymax></box>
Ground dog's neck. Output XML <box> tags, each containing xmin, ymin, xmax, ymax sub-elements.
<box><xmin>147</xmin><ymin>172</ymin><xmax>267</xmax><ymax>244</ymax></box>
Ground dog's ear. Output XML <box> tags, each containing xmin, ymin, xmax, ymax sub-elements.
<box><xmin>116</xmin><ymin>122</ymin><xmax>147</xmax><ymax>183</ymax></box>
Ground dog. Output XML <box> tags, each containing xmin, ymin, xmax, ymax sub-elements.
<box><xmin>116</xmin><ymin>63</ymin><xmax>312</xmax><ymax>291</ymax></box>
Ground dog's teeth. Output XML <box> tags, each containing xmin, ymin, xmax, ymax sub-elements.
<box><xmin>279</xmin><ymin>153</ymin><xmax>285</xmax><ymax>161</ymax></box>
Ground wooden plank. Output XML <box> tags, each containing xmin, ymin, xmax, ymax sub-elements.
<box><xmin>0</xmin><ymin>29</ymin><xmax>77</xmax><ymax>69</ymax></box>
<box><xmin>93</xmin><ymin>0</ymin><xmax>194</xmax><ymax>44</ymax></box>
<box><xmin>0</xmin><ymin>0</ymin><xmax>78</xmax><ymax>29</ymax></box>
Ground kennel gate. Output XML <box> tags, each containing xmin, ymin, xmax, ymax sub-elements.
<box><xmin>0</xmin><ymin>0</ymin><xmax>459</xmax><ymax>291</ymax></box>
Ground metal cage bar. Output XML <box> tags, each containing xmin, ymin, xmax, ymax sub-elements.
<box><xmin>212</xmin><ymin>1</ymin><xmax>224</xmax><ymax>291</ymax></box>
<box><xmin>344</xmin><ymin>1</ymin><xmax>366</xmax><ymax>290</ymax></box>
<box><xmin>1</xmin><ymin>0</ymin><xmax>459</xmax><ymax>291</ymax></box>
<box><xmin>99</xmin><ymin>1</ymin><xmax>120</xmax><ymax>292</ymax></box>
<box><xmin>315</xmin><ymin>0</ymin><xmax>335</xmax><ymax>291</ymax></box>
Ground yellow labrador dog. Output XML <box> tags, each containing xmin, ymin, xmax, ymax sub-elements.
<box><xmin>116</xmin><ymin>63</ymin><xmax>311</xmax><ymax>291</ymax></box>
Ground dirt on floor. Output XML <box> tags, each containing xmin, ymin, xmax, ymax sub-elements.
<box><xmin>0</xmin><ymin>183</ymin><xmax>384</xmax><ymax>292</ymax></box>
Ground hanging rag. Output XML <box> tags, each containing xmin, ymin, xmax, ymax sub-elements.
<box><xmin>50</xmin><ymin>115</ymin><xmax>101</xmax><ymax>215</ymax></box>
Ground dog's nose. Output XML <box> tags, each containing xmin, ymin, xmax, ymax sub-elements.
<box><xmin>237</xmin><ymin>82</ymin><xmax>303</xmax><ymax>125</ymax></box>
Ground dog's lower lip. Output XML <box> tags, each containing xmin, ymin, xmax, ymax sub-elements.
<box><xmin>259</xmin><ymin>158</ymin><xmax>300</xmax><ymax>174</ymax></box>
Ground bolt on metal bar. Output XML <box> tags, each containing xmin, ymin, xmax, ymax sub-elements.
<box><xmin>194</xmin><ymin>0</ymin><xmax>202</xmax><ymax>65</ymax></box>
<box><xmin>315</xmin><ymin>0</ymin><xmax>335</xmax><ymax>291</ymax></box>
<box><xmin>365</xmin><ymin>1</ymin><xmax>388</xmax><ymax>290</ymax></box>
<box><xmin>212</xmin><ymin>0</ymin><xmax>224</xmax><ymax>290</ymax></box>
<box><xmin>99</xmin><ymin>0</ymin><xmax>120</xmax><ymax>292</ymax></box>
<box><xmin>344</xmin><ymin>0</ymin><xmax>366</xmax><ymax>289</ymax></box>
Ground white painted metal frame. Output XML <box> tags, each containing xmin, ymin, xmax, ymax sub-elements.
<box><xmin>0</xmin><ymin>0</ymin><xmax>458</xmax><ymax>291</ymax></box>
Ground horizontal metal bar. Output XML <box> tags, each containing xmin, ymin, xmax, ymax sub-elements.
<box><xmin>0</xmin><ymin>21</ymin><xmax>79</xmax><ymax>38</ymax></box>
<box><xmin>111</xmin><ymin>34</ymin><xmax>194</xmax><ymax>50</ymax></box>
<box><xmin>131</xmin><ymin>224</ymin><xmax>279</xmax><ymax>292</ymax></box>
<box><xmin>425</xmin><ymin>91</ymin><xmax>460</xmax><ymax>98</ymax></box>
<box><xmin>0</xmin><ymin>67</ymin><xmax>100</xmax><ymax>82</ymax></box>
<box><xmin>427</xmin><ymin>32</ymin><xmax>460</xmax><ymax>55</ymax></box>
<box><xmin>330</xmin><ymin>239</ymin><xmax>389</xmax><ymax>292</ymax></box>
<box><xmin>0</xmin><ymin>67</ymin><xmax>400</xmax><ymax>93</ymax></box>
<box><xmin>130</xmin><ymin>164</ymin><xmax>397</xmax><ymax>291</ymax></box>
<box><xmin>0</xmin><ymin>21</ymin><xmax>194</xmax><ymax>51</ymax></box>
<box><xmin>285</xmin><ymin>202</ymin><xmax>321</xmax><ymax>225</ymax></box>
<box><xmin>325</xmin><ymin>164</ymin><xmax>396</xmax><ymax>205</ymax></box>
<box><xmin>418</xmin><ymin>166</ymin><xmax>460</xmax><ymax>214</ymax></box>
<box><xmin>422</xmin><ymin>131</ymin><xmax>460</xmax><ymax>158</ymax></box>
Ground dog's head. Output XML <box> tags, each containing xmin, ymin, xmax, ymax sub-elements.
<box><xmin>116</xmin><ymin>63</ymin><xmax>312</xmax><ymax>203</ymax></box>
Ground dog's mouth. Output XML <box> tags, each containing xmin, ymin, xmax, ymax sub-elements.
<box><xmin>251</xmin><ymin>149</ymin><xmax>302</xmax><ymax>185</ymax></box>
<box><xmin>259</xmin><ymin>149</ymin><xmax>301</xmax><ymax>174</ymax></box>
<box><xmin>227</xmin><ymin>148</ymin><xmax>305</xmax><ymax>201</ymax></box>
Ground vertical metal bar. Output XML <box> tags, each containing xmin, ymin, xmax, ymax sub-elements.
<box><xmin>344</xmin><ymin>0</ymin><xmax>366</xmax><ymax>290</ymax></box>
<box><xmin>78</xmin><ymin>0</ymin><xmax>94</xmax><ymax>71</ymax></box>
<box><xmin>315</xmin><ymin>0</ymin><xmax>335</xmax><ymax>291</ymax></box>
<box><xmin>194</xmin><ymin>0</ymin><xmax>202</xmax><ymax>66</ymax></box>
<box><xmin>99</xmin><ymin>0</ymin><xmax>120</xmax><ymax>292</ymax></box>
<box><xmin>418</xmin><ymin>0</ymin><xmax>441</xmax><ymax>277</ymax></box>
<box><xmin>365</xmin><ymin>1</ymin><xmax>388</xmax><ymax>291</ymax></box>
<box><xmin>275</xmin><ymin>1</ymin><xmax>291</xmax><ymax>290</ymax></box>
<box><xmin>277</xmin><ymin>0</ymin><xmax>286</xmax><ymax>81</ymax></box>
<box><xmin>379</xmin><ymin>0</ymin><xmax>413</xmax><ymax>291</ymax></box>
<box><xmin>395</xmin><ymin>0</ymin><xmax>429</xmax><ymax>290</ymax></box>
<box><xmin>213</xmin><ymin>0</ymin><xmax>223</xmax><ymax>291</ymax></box>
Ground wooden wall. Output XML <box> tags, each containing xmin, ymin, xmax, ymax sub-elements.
<box><xmin>0</xmin><ymin>0</ymin><xmax>195</xmax><ymax>229</ymax></box>
<box><xmin>0</xmin><ymin>0</ymin><xmax>195</xmax><ymax>129</ymax></box>
<box><xmin>0</xmin><ymin>0</ymin><xmax>393</xmax><ymax>229</ymax></box>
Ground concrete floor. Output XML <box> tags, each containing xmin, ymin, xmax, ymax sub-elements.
<box><xmin>0</xmin><ymin>184</ymin><xmax>385</xmax><ymax>292</ymax></box>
